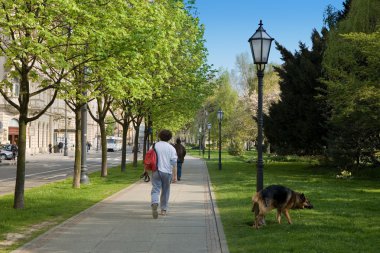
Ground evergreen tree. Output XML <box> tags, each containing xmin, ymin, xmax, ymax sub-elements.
<box><xmin>264</xmin><ymin>29</ymin><xmax>328</xmax><ymax>155</ymax></box>
<box><xmin>323</xmin><ymin>0</ymin><xmax>380</xmax><ymax>169</ymax></box>
<box><xmin>324</xmin><ymin>0</ymin><xmax>352</xmax><ymax>29</ymax></box>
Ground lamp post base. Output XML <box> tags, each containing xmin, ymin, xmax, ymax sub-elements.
<box><xmin>80</xmin><ymin>166</ymin><xmax>90</xmax><ymax>184</ymax></box>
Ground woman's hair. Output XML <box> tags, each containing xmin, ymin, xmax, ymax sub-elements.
<box><xmin>176</xmin><ymin>138</ymin><xmax>181</xmax><ymax>144</ymax></box>
<box><xmin>158</xmin><ymin>129</ymin><xmax>172</xmax><ymax>142</ymax></box>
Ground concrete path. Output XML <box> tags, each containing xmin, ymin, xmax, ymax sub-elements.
<box><xmin>13</xmin><ymin>157</ymin><xmax>229</xmax><ymax>253</ymax></box>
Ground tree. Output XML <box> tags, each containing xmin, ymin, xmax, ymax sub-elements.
<box><xmin>197</xmin><ymin>71</ymin><xmax>239</xmax><ymax>152</ymax></box>
<box><xmin>323</xmin><ymin>0</ymin><xmax>380</xmax><ymax>168</ymax></box>
<box><xmin>107</xmin><ymin>0</ymin><xmax>212</xmax><ymax>170</ymax></box>
<box><xmin>89</xmin><ymin>95</ymin><xmax>113</xmax><ymax>177</ymax></box>
<box><xmin>323</xmin><ymin>0</ymin><xmax>352</xmax><ymax>29</ymax></box>
<box><xmin>0</xmin><ymin>0</ymin><xmax>100</xmax><ymax>208</ymax></box>
<box><xmin>234</xmin><ymin>54</ymin><xmax>280</xmax><ymax>153</ymax></box>
<box><xmin>149</xmin><ymin>0</ymin><xmax>213</xmax><ymax>133</ymax></box>
<box><xmin>104</xmin><ymin>0</ymin><xmax>167</xmax><ymax>172</ymax></box>
<box><xmin>57</xmin><ymin>0</ymin><xmax>132</xmax><ymax>187</ymax></box>
<box><xmin>264</xmin><ymin>29</ymin><xmax>329</xmax><ymax>155</ymax></box>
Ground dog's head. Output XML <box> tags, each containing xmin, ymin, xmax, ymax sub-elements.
<box><xmin>293</xmin><ymin>193</ymin><xmax>313</xmax><ymax>209</ymax></box>
<box><xmin>299</xmin><ymin>193</ymin><xmax>313</xmax><ymax>209</ymax></box>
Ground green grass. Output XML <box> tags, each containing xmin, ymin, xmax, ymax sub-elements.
<box><xmin>190</xmin><ymin>149</ymin><xmax>380</xmax><ymax>253</ymax></box>
<box><xmin>0</xmin><ymin>164</ymin><xmax>142</xmax><ymax>253</ymax></box>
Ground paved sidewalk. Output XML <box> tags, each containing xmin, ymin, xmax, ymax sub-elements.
<box><xmin>13</xmin><ymin>157</ymin><xmax>229</xmax><ymax>253</ymax></box>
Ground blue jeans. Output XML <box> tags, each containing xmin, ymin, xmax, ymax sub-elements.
<box><xmin>177</xmin><ymin>162</ymin><xmax>183</xmax><ymax>180</ymax></box>
<box><xmin>151</xmin><ymin>170</ymin><xmax>172</xmax><ymax>211</ymax></box>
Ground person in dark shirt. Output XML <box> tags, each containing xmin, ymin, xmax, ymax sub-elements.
<box><xmin>173</xmin><ymin>138</ymin><xmax>186</xmax><ymax>181</ymax></box>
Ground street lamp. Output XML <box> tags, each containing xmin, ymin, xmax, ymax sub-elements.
<box><xmin>80</xmin><ymin>66</ymin><xmax>90</xmax><ymax>184</ymax></box>
<box><xmin>207</xmin><ymin>123</ymin><xmax>211</xmax><ymax>160</ymax></box>
<box><xmin>217</xmin><ymin>108</ymin><xmax>223</xmax><ymax>170</ymax></box>
<box><xmin>64</xmin><ymin>102</ymin><xmax>68</xmax><ymax>156</ymax></box>
<box><xmin>248</xmin><ymin>20</ymin><xmax>274</xmax><ymax>192</ymax></box>
<box><xmin>96</xmin><ymin>111</ymin><xmax>99</xmax><ymax>151</ymax></box>
<box><xmin>64</xmin><ymin>26</ymin><xmax>71</xmax><ymax>157</ymax></box>
<box><xmin>198</xmin><ymin>126</ymin><xmax>202</xmax><ymax>156</ymax></box>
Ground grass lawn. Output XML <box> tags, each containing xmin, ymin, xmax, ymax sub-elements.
<box><xmin>0</xmin><ymin>164</ymin><xmax>142</xmax><ymax>253</ymax></box>
<box><xmin>191</xmin><ymin>149</ymin><xmax>380</xmax><ymax>253</ymax></box>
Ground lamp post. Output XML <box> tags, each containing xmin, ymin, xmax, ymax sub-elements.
<box><xmin>64</xmin><ymin>102</ymin><xmax>68</xmax><ymax>156</ymax></box>
<box><xmin>80</xmin><ymin>66</ymin><xmax>90</xmax><ymax>184</ymax></box>
<box><xmin>217</xmin><ymin>109</ymin><xmax>223</xmax><ymax>170</ymax></box>
<box><xmin>207</xmin><ymin>123</ymin><xmax>211</xmax><ymax>160</ymax></box>
<box><xmin>248</xmin><ymin>20</ymin><xmax>274</xmax><ymax>192</ymax></box>
<box><xmin>64</xmin><ymin>26</ymin><xmax>71</xmax><ymax>157</ymax></box>
<box><xmin>96</xmin><ymin>111</ymin><xmax>99</xmax><ymax>151</ymax></box>
<box><xmin>198</xmin><ymin>126</ymin><xmax>202</xmax><ymax>156</ymax></box>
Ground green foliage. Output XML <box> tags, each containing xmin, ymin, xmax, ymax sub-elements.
<box><xmin>200</xmin><ymin>71</ymin><xmax>239</xmax><ymax>143</ymax></box>
<box><xmin>227</xmin><ymin>138</ymin><xmax>245</xmax><ymax>156</ymax></box>
<box><xmin>192</xmin><ymin>64</ymin><xmax>280</xmax><ymax>155</ymax></box>
<box><xmin>323</xmin><ymin>0</ymin><xmax>351</xmax><ymax>29</ymax></box>
<box><xmin>323</xmin><ymin>0</ymin><xmax>380</xmax><ymax>168</ymax></box>
<box><xmin>225</xmin><ymin>100</ymin><xmax>254</xmax><ymax>156</ymax></box>
<box><xmin>105</xmin><ymin>115</ymin><xmax>115</xmax><ymax>136</ymax></box>
<box><xmin>264</xmin><ymin>29</ymin><xmax>329</xmax><ymax>155</ymax></box>
<box><xmin>111</xmin><ymin>0</ymin><xmax>213</xmax><ymax>135</ymax></box>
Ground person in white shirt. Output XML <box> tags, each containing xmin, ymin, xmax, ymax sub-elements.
<box><xmin>151</xmin><ymin>129</ymin><xmax>177</xmax><ymax>219</ymax></box>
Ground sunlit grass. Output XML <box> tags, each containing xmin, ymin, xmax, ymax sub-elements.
<box><xmin>0</xmin><ymin>164</ymin><xmax>142</xmax><ymax>252</ymax></box>
<box><xmin>190</xmin><ymin>149</ymin><xmax>380</xmax><ymax>253</ymax></box>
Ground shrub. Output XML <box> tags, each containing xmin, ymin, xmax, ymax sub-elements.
<box><xmin>228</xmin><ymin>139</ymin><xmax>245</xmax><ymax>156</ymax></box>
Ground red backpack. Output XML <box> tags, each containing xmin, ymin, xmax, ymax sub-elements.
<box><xmin>144</xmin><ymin>144</ymin><xmax>158</xmax><ymax>171</ymax></box>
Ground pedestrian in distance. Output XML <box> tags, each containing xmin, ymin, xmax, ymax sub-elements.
<box><xmin>174</xmin><ymin>138</ymin><xmax>186</xmax><ymax>181</ymax></box>
<box><xmin>171</xmin><ymin>141</ymin><xmax>178</xmax><ymax>183</ymax></box>
<box><xmin>11</xmin><ymin>144</ymin><xmax>18</xmax><ymax>161</ymax></box>
<box><xmin>48</xmin><ymin>144</ymin><xmax>52</xmax><ymax>154</ymax></box>
<box><xmin>58</xmin><ymin>142</ymin><xmax>63</xmax><ymax>153</ymax></box>
<box><xmin>151</xmin><ymin>129</ymin><xmax>177</xmax><ymax>219</ymax></box>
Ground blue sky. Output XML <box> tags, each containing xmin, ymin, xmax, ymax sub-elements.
<box><xmin>194</xmin><ymin>0</ymin><xmax>345</xmax><ymax>71</ymax></box>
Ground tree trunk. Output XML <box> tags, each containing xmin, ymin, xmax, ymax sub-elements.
<box><xmin>150</xmin><ymin>128</ymin><xmax>154</xmax><ymax>145</ymax></box>
<box><xmin>120</xmin><ymin>120</ymin><xmax>129</xmax><ymax>172</ymax></box>
<box><xmin>73</xmin><ymin>109</ymin><xmax>82</xmax><ymax>188</ymax></box>
<box><xmin>13</xmin><ymin>68</ymin><xmax>30</xmax><ymax>209</ymax></box>
<box><xmin>13</xmin><ymin>116</ymin><xmax>28</xmax><ymax>209</ymax></box>
<box><xmin>133</xmin><ymin>126</ymin><xmax>140</xmax><ymax>167</ymax></box>
<box><xmin>144</xmin><ymin>118</ymin><xmax>153</xmax><ymax>160</ymax></box>
<box><xmin>99</xmin><ymin>121</ymin><xmax>107</xmax><ymax>177</ymax></box>
<box><xmin>143</xmin><ymin>124</ymin><xmax>148</xmax><ymax>160</ymax></box>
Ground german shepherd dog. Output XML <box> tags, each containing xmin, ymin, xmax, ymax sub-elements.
<box><xmin>252</xmin><ymin>185</ymin><xmax>313</xmax><ymax>229</ymax></box>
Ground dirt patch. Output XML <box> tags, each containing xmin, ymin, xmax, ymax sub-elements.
<box><xmin>0</xmin><ymin>220</ymin><xmax>57</xmax><ymax>249</ymax></box>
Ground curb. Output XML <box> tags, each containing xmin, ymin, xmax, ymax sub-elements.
<box><xmin>202</xmin><ymin>160</ymin><xmax>230</xmax><ymax>253</ymax></box>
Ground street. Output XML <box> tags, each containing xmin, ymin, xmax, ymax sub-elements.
<box><xmin>0</xmin><ymin>150</ymin><xmax>138</xmax><ymax>196</ymax></box>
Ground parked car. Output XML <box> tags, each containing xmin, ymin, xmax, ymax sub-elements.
<box><xmin>0</xmin><ymin>144</ymin><xmax>17</xmax><ymax>161</ymax></box>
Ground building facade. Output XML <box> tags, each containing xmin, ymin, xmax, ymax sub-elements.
<box><xmin>0</xmin><ymin>95</ymin><xmax>100</xmax><ymax>155</ymax></box>
<box><xmin>0</xmin><ymin>56</ymin><xmax>99</xmax><ymax>155</ymax></box>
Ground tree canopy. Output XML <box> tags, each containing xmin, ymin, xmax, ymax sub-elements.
<box><xmin>264</xmin><ymin>29</ymin><xmax>328</xmax><ymax>155</ymax></box>
<box><xmin>323</xmin><ymin>0</ymin><xmax>380</xmax><ymax>168</ymax></box>
<box><xmin>0</xmin><ymin>0</ymin><xmax>212</xmax><ymax>208</ymax></box>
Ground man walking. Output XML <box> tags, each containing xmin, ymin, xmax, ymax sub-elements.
<box><xmin>174</xmin><ymin>138</ymin><xmax>186</xmax><ymax>181</ymax></box>
<box><xmin>151</xmin><ymin>129</ymin><xmax>177</xmax><ymax>219</ymax></box>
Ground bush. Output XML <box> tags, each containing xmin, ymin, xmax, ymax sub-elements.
<box><xmin>227</xmin><ymin>139</ymin><xmax>245</xmax><ymax>156</ymax></box>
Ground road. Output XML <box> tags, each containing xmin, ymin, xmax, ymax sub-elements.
<box><xmin>0</xmin><ymin>150</ymin><xmax>138</xmax><ymax>196</ymax></box>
